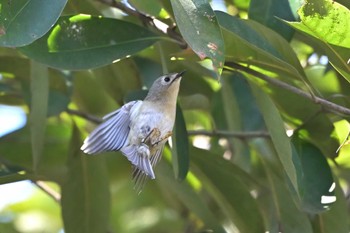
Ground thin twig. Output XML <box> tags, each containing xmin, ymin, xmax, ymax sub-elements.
<box><xmin>225</xmin><ymin>62</ymin><xmax>350</xmax><ymax>116</ymax></box>
<box><xmin>97</xmin><ymin>0</ymin><xmax>187</xmax><ymax>48</ymax></box>
<box><xmin>32</xmin><ymin>180</ymin><xmax>61</xmax><ymax>203</ymax></box>
<box><xmin>66</xmin><ymin>108</ymin><xmax>102</xmax><ymax>124</ymax></box>
<box><xmin>67</xmin><ymin>108</ymin><xmax>269</xmax><ymax>139</ymax></box>
<box><xmin>188</xmin><ymin>130</ymin><xmax>270</xmax><ymax>139</ymax></box>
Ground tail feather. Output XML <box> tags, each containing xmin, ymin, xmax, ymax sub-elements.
<box><xmin>121</xmin><ymin>144</ymin><xmax>165</xmax><ymax>193</ymax></box>
<box><xmin>121</xmin><ymin>145</ymin><xmax>155</xmax><ymax>179</ymax></box>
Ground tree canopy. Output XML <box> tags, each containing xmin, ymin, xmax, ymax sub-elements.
<box><xmin>0</xmin><ymin>0</ymin><xmax>350</xmax><ymax>232</ymax></box>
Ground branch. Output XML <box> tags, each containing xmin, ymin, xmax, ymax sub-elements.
<box><xmin>66</xmin><ymin>108</ymin><xmax>269</xmax><ymax>139</ymax></box>
<box><xmin>188</xmin><ymin>130</ymin><xmax>270</xmax><ymax>139</ymax></box>
<box><xmin>66</xmin><ymin>108</ymin><xmax>102</xmax><ymax>124</ymax></box>
<box><xmin>32</xmin><ymin>180</ymin><xmax>61</xmax><ymax>203</ymax></box>
<box><xmin>97</xmin><ymin>0</ymin><xmax>187</xmax><ymax>48</ymax></box>
<box><xmin>226</xmin><ymin>62</ymin><xmax>350</xmax><ymax>116</ymax></box>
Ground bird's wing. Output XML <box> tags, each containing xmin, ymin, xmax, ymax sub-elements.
<box><xmin>81</xmin><ymin>100</ymin><xmax>142</xmax><ymax>154</ymax></box>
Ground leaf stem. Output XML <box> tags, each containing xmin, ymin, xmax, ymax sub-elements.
<box><xmin>97</xmin><ymin>0</ymin><xmax>187</xmax><ymax>48</ymax></box>
<box><xmin>188</xmin><ymin>130</ymin><xmax>270</xmax><ymax>139</ymax></box>
<box><xmin>66</xmin><ymin>108</ymin><xmax>102</xmax><ymax>124</ymax></box>
<box><xmin>32</xmin><ymin>180</ymin><xmax>61</xmax><ymax>203</ymax></box>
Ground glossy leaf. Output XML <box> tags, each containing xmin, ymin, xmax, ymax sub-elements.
<box><xmin>171</xmin><ymin>105</ymin><xmax>189</xmax><ymax>180</ymax></box>
<box><xmin>171</xmin><ymin>0</ymin><xmax>225</xmax><ymax>77</ymax></box>
<box><xmin>30</xmin><ymin>61</ymin><xmax>48</xmax><ymax>172</ymax></box>
<box><xmin>0</xmin><ymin>0</ymin><xmax>67</xmax><ymax>47</ymax></box>
<box><xmin>292</xmin><ymin>136</ymin><xmax>335</xmax><ymax>213</ymax></box>
<box><xmin>250</xmin><ymin>83</ymin><xmax>298</xmax><ymax>194</ymax></box>
<box><xmin>19</xmin><ymin>15</ymin><xmax>162</xmax><ymax>70</ymax></box>
<box><xmin>258</xmin><ymin>158</ymin><xmax>313</xmax><ymax>233</ymax></box>
<box><xmin>248</xmin><ymin>0</ymin><xmax>295</xmax><ymax>40</ymax></box>
<box><xmin>61</xmin><ymin>124</ymin><xmax>110</xmax><ymax>233</ymax></box>
<box><xmin>229</xmin><ymin>72</ymin><xmax>264</xmax><ymax>131</ymax></box>
<box><xmin>216</xmin><ymin>11</ymin><xmax>306</xmax><ymax>82</ymax></box>
<box><xmin>157</xmin><ymin>158</ymin><xmax>226</xmax><ymax>233</ymax></box>
<box><xmin>191</xmin><ymin>147</ymin><xmax>264</xmax><ymax>233</ymax></box>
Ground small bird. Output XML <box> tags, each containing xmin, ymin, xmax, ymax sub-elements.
<box><xmin>81</xmin><ymin>71</ymin><xmax>185</xmax><ymax>192</ymax></box>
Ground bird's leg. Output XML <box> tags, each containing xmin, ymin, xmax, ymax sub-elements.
<box><xmin>152</xmin><ymin>131</ymin><xmax>172</xmax><ymax>146</ymax></box>
<box><xmin>142</xmin><ymin>128</ymin><xmax>161</xmax><ymax>145</ymax></box>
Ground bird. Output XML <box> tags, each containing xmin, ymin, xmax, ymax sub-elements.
<box><xmin>81</xmin><ymin>71</ymin><xmax>185</xmax><ymax>192</ymax></box>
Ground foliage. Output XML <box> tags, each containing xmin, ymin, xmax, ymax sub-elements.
<box><xmin>0</xmin><ymin>0</ymin><xmax>350</xmax><ymax>232</ymax></box>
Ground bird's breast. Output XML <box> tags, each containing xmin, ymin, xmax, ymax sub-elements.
<box><xmin>129</xmin><ymin>102</ymin><xmax>175</xmax><ymax>145</ymax></box>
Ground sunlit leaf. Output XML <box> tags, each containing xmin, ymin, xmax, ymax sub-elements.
<box><xmin>296</xmin><ymin>0</ymin><xmax>350</xmax><ymax>48</ymax></box>
<box><xmin>216</xmin><ymin>11</ymin><xmax>307</xmax><ymax>83</ymax></box>
<box><xmin>19</xmin><ymin>15</ymin><xmax>162</xmax><ymax>70</ymax></box>
<box><xmin>171</xmin><ymin>0</ymin><xmax>225</xmax><ymax>78</ymax></box>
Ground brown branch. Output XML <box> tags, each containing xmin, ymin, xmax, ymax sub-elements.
<box><xmin>67</xmin><ymin>108</ymin><xmax>269</xmax><ymax>139</ymax></box>
<box><xmin>32</xmin><ymin>180</ymin><xmax>61</xmax><ymax>203</ymax></box>
<box><xmin>97</xmin><ymin>0</ymin><xmax>187</xmax><ymax>48</ymax></box>
<box><xmin>188</xmin><ymin>130</ymin><xmax>270</xmax><ymax>139</ymax></box>
<box><xmin>225</xmin><ymin>62</ymin><xmax>350</xmax><ymax>116</ymax></box>
<box><xmin>66</xmin><ymin>108</ymin><xmax>102</xmax><ymax>124</ymax></box>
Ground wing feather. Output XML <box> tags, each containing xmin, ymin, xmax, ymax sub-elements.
<box><xmin>81</xmin><ymin>101</ymin><xmax>141</xmax><ymax>154</ymax></box>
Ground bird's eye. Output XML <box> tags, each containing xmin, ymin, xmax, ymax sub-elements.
<box><xmin>164</xmin><ymin>77</ymin><xmax>170</xmax><ymax>82</ymax></box>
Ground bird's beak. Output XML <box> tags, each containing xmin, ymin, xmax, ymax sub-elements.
<box><xmin>175</xmin><ymin>70</ymin><xmax>186</xmax><ymax>80</ymax></box>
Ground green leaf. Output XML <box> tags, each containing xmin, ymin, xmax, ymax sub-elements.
<box><xmin>92</xmin><ymin>59</ymin><xmax>142</xmax><ymax>105</ymax></box>
<box><xmin>157</xmin><ymin>157</ymin><xmax>226</xmax><ymax>233</ymax></box>
<box><xmin>297</xmin><ymin>0</ymin><xmax>350</xmax><ymax>48</ymax></box>
<box><xmin>129</xmin><ymin>0</ymin><xmax>163</xmax><ymax>16</ymax></box>
<box><xmin>191</xmin><ymin>147</ymin><xmax>264</xmax><ymax>233</ymax></box>
<box><xmin>19</xmin><ymin>15</ymin><xmax>162</xmax><ymax>70</ymax></box>
<box><xmin>285</xmin><ymin>0</ymin><xmax>350</xmax><ymax>82</ymax></box>
<box><xmin>248</xmin><ymin>0</ymin><xmax>295</xmax><ymax>40</ymax></box>
<box><xmin>0</xmin><ymin>0</ymin><xmax>67</xmax><ymax>47</ymax></box>
<box><xmin>229</xmin><ymin>72</ymin><xmax>264</xmax><ymax>131</ymax></box>
<box><xmin>258</xmin><ymin>158</ymin><xmax>313</xmax><ymax>233</ymax></box>
<box><xmin>216</xmin><ymin>11</ymin><xmax>306</xmax><ymax>82</ymax></box>
<box><xmin>72</xmin><ymin>71</ymin><xmax>118</xmax><ymax>115</ymax></box>
<box><xmin>171</xmin><ymin>0</ymin><xmax>225</xmax><ymax>77</ymax></box>
<box><xmin>0</xmin><ymin>120</ymin><xmax>73</xmax><ymax>181</ymax></box>
<box><xmin>286</xmin><ymin>25</ymin><xmax>350</xmax><ymax>82</ymax></box>
<box><xmin>0</xmin><ymin>163</ymin><xmax>27</xmax><ymax>184</ymax></box>
<box><xmin>219</xmin><ymin>74</ymin><xmax>247</xmax><ymax>166</ymax></box>
<box><xmin>292</xmin><ymin>136</ymin><xmax>335</xmax><ymax>213</ymax></box>
<box><xmin>61</xmin><ymin>124</ymin><xmax>110</xmax><ymax>233</ymax></box>
<box><xmin>250</xmin><ymin>83</ymin><xmax>299</xmax><ymax>194</ymax></box>
<box><xmin>171</xmin><ymin>105</ymin><xmax>189</xmax><ymax>180</ymax></box>
<box><xmin>315</xmin><ymin>179</ymin><xmax>349</xmax><ymax>233</ymax></box>
<box><xmin>30</xmin><ymin>60</ymin><xmax>48</xmax><ymax>172</ymax></box>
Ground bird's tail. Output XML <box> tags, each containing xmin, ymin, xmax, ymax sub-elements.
<box><xmin>121</xmin><ymin>144</ymin><xmax>155</xmax><ymax>193</ymax></box>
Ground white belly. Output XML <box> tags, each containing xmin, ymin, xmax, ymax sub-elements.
<box><xmin>128</xmin><ymin>101</ymin><xmax>175</xmax><ymax>145</ymax></box>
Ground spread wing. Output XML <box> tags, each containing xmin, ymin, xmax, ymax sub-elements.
<box><xmin>81</xmin><ymin>100</ymin><xmax>142</xmax><ymax>154</ymax></box>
